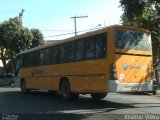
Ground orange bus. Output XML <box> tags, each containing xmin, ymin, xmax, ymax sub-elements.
<box><xmin>15</xmin><ymin>25</ymin><xmax>155</xmax><ymax>100</ymax></box>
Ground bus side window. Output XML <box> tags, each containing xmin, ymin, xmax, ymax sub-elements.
<box><xmin>40</xmin><ymin>49</ymin><xmax>45</xmax><ymax>66</ymax></box>
<box><xmin>95</xmin><ymin>33</ymin><xmax>107</xmax><ymax>58</ymax></box>
<box><xmin>34</xmin><ymin>51</ymin><xmax>40</xmax><ymax>66</ymax></box>
<box><xmin>84</xmin><ymin>38</ymin><xmax>95</xmax><ymax>60</ymax></box>
<box><xmin>28</xmin><ymin>53</ymin><xmax>34</xmax><ymax>67</ymax></box>
<box><xmin>45</xmin><ymin>48</ymin><xmax>51</xmax><ymax>65</ymax></box>
<box><xmin>52</xmin><ymin>46</ymin><xmax>59</xmax><ymax>64</ymax></box>
<box><xmin>59</xmin><ymin>45</ymin><xmax>66</xmax><ymax>63</ymax></box>
<box><xmin>115</xmin><ymin>30</ymin><xmax>123</xmax><ymax>49</ymax></box>
<box><xmin>75</xmin><ymin>40</ymin><xmax>84</xmax><ymax>61</ymax></box>
<box><xmin>15</xmin><ymin>55</ymin><xmax>22</xmax><ymax>75</ymax></box>
<box><xmin>22</xmin><ymin>54</ymin><xmax>27</xmax><ymax>67</ymax></box>
<box><xmin>66</xmin><ymin>42</ymin><xmax>75</xmax><ymax>62</ymax></box>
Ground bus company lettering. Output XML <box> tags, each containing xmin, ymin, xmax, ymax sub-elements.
<box><xmin>122</xmin><ymin>63</ymin><xmax>147</xmax><ymax>71</ymax></box>
<box><xmin>32</xmin><ymin>69</ymin><xmax>49</xmax><ymax>75</ymax></box>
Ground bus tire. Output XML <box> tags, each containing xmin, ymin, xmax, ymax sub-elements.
<box><xmin>20</xmin><ymin>80</ymin><xmax>30</xmax><ymax>94</ymax></box>
<box><xmin>60</xmin><ymin>80</ymin><xmax>72</xmax><ymax>100</ymax></box>
<box><xmin>72</xmin><ymin>93</ymin><xmax>79</xmax><ymax>100</ymax></box>
<box><xmin>153</xmin><ymin>90</ymin><xmax>157</xmax><ymax>95</ymax></box>
<box><xmin>91</xmin><ymin>93</ymin><xmax>107</xmax><ymax>100</ymax></box>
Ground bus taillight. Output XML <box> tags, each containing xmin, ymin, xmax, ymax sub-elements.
<box><xmin>109</xmin><ymin>63</ymin><xmax>117</xmax><ymax>80</ymax></box>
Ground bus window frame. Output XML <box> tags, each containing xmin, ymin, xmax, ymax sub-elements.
<box><xmin>19</xmin><ymin>32</ymin><xmax>107</xmax><ymax>68</ymax></box>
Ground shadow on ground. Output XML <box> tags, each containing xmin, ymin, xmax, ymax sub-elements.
<box><xmin>0</xmin><ymin>89</ymin><xmax>159</xmax><ymax>120</ymax></box>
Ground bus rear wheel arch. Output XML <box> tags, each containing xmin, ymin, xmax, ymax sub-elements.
<box><xmin>20</xmin><ymin>79</ymin><xmax>30</xmax><ymax>94</ymax></box>
<box><xmin>59</xmin><ymin>78</ymin><xmax>79</xmax><ymax>100</ymax></box>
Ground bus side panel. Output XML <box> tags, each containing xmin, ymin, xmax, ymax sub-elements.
<box><xmin>55</xmin><ymin>59</ymin><xmax>107</xmax><ymax>93</ymax></box>
<box><xmin>48</xmin><ymin>77</ymin><xmax>60</xmax><ymax>91</ymax></box>
<box><xmin>26</xmin><ymin>59</ymin><xmax>107</xmax><ymax>93</ymax></box>
<box><xmin>21</xmin><ymin>68</ymin><xmax>33</xmax><ymax>88</ymax></box>
<box><xmin>29</xmin><ymin>66</ymin><xmax>59</xmax><ymax>90</ymax></box>
<box><xmin>69</xmin><ymin>76</ymin><xmax>107</xmax><ymax>93</ymax></box>
<box><xmin>65</xmin><ymin>59</ymin><xmax>107</xmax><ymax>93</ymax></box>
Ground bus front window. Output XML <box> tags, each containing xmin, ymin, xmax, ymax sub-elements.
<box><xmin>115</xmin><ymin>30</ymin><xmax>152</xmax><ymax>51</ymax></box>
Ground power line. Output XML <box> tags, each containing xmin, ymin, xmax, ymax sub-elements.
<box><xmin>44</xmin><ymin>29</ymin><xmax>89</xmax><ymax>38</ymax></box>
<box><xmin>42</xmin><ymin>29</ymin><xmax>73</xmax><ymax>32</ymax></box>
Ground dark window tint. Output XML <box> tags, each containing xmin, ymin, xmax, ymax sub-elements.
<box><xmin>40</xmin><ymin>49</ymin><xmax>45</xmax><ymax>65</ymax></box>
<box><xmin>15</xmin><ymin>55</ymin><xmax>22</xmax><ymax>74</ymax></box>
<box><xmin>59</xmin><ymin>45</ymin><xmax>66</xmax><ymax>63</ymax></box>
<box><xmin>84</xmin><ymin>38</ymin><xmax>95</xmax><ymax>59</ymax></box>
<box><xmin>34</xmin><ymin>51</ymin><xmax>40</xmax><ymax>66</ymax></box>
<box><xmin>45</xmin><ymin>48</ymin><xmax>51</xmax><ymax>65</ymax></box>
<box><xmin>22</xmin><ymin>53</ymin><xmax>34</xmax><ymax>67</ymax></box>
<box><xmin>75</xmin><ymin>40</ymin><xmax>84</xmax><ymax>61</ymax></box>
<box><xmin>52</xmin><ymin>46</ymin><xmax>59</xmax><ymax>64</ymax></box>
<box><xmin>28</xmin><ymin>53</ymin><xmax>34</xmax><ymax>66</ymax></box>
<box><xmin>22</xmin><ymin>54</ymin><xmax>27</xmax><ymax>67</ymax></box>
<box><xmin>115</xmin><ymin>30</ymin><xmax>151</xmax><ymax>51</ymax></box>
<box><xmin>95</xmin><ymin>33</ymin><xmax>106</xmax><ymax>58</ymax></box>
<box><xmin>66</xmin><ymin>42</ymin><xmax>75</xmax><ymax>62</ymax></box>
<box><xmin>20</xmin><ymin>32</ymin><xmax>107</xmax><ymax>67</ymax></box>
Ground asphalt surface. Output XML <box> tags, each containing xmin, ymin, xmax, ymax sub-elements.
<box><xmin>0</xmin><ymin>87</ymin><xmax>160</xmax><ymax>120</ymax></box>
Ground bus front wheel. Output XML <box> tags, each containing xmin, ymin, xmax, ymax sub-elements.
<box><xmin>91</xmin><ymin>93</ymin><xmax>107</xmax><ymax>100</ymax></box>
<box><xmin>21</xmin><ymin>80</ymin><xmax>30</xmax><ymax>94</ymax></box>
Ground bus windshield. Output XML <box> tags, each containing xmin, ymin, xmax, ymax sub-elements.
<box><xmin>115</xmin><ymin>30</ymin><xmax>152</xmax><ymax>51</ymax></box>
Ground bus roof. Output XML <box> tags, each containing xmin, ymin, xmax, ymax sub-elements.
<box><xmin>16</xmin><ymin>25</ymin><xmax>150</xmax><ymax>55</ymax></box>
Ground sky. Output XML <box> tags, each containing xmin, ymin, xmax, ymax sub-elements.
<box><xmin>0</xmin><ymin>0</ymin><xmax>123</xmax><ymax>41</ymax></box>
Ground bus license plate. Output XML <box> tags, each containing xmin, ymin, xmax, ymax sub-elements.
<box><xmin>131</xmin><ymin>86</ymin><xmax>139</xmax><ymax>91</ymax></box>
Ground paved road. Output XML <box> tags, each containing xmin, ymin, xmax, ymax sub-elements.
<box><xmin>0</xmin><ymin>87</ymin><xmax>160</xmax><ymax>120</ymax></box>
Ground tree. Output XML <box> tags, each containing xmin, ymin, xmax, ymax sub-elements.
<box><xmin>30</xmin><ymin>29</ymin><xmax>44</xmax><ymax>48</ymax></box>
<box><xmin>0</xmin><ymin>16</ymin><xmax>45</xmax><ymax>72</ymax></box>
<box><xmin>0</xmin><ymin>24</ymin><xmax>8</xmax><ymax>68</ymax></box>
<box><xmin>0</xmin><ymin>17</ymin><xmax>33</xmax><ymax>67</ymax></box>
<box><xmin>119</xmin><ymin>0</ymin><xmax>160</xmax><ymax>67</ymax></box>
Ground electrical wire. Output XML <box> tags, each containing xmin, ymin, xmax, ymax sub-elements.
<box><xmin>44</xmin><ymin>29</ymin><xmax>90</xmax><ymax>38</ymax></box>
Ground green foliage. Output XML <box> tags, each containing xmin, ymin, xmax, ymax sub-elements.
<box><xmin>120</xmin><ymin>0</ymin><xmax>146</xmax><ymax>20</ymax></box>
<box><xmin>30</xmin><ymin>29</ymin><xmax>44</xmax><ymax>48</ymax></box>
<box><xmin>3</xmin><ymin>17</ymin><xmax>33</xmax><ymax>55</ymax></box>
<box><xmin>0</xmin><ymin>16</ymin><xmax>44</xmax><ymax>73</ymax></box>
<box><xmin>119</xmin><ymin>0</ymin><xmax>160</xmax><ymax>67</ymax></box>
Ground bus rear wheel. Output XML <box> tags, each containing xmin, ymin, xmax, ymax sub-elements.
<box><xmin>21</xmin><ymin>80</ymin><xmax>30</xmax><ymax>94</ymax></box>
<box><xmin>91</xmin><ymin>93</ymin><xmax>107</xmax><ymax>100</ymax></box>
<box><xmin>60</xmin><ymin>80</ymin><xmax>72</xmax><ymax>100</ymax></box>
<box><xmin>59</xmin><ymin>80</ymin><xmax>79</xmax><ymax>100</ymax></box>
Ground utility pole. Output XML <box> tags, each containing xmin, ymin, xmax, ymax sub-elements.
<box><xmin>19</xmin><ymin>9</ymin><xmax>25</xmax><ymax>26</ymax></box>
<box><xmin>71</xmin><ymin>16</ymin><xmax>88</xmax><ymax>36</ymax></box>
